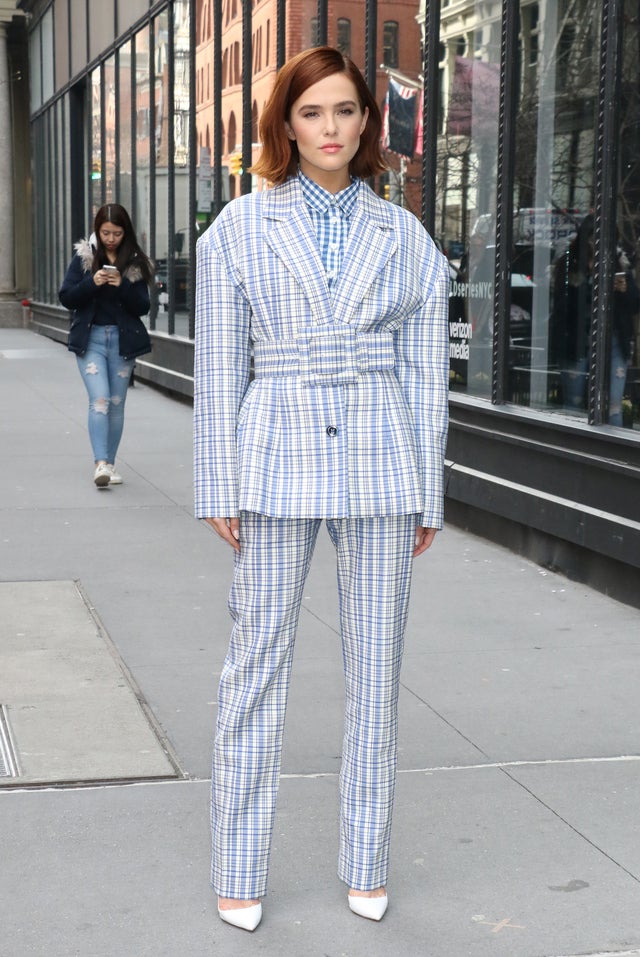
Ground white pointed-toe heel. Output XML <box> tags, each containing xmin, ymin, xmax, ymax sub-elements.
<box><xmin>348</xmin><ymin>893</ymin><xmax>388</xmax><ymax>921</ymax></box>
<box><xmin>218</xmin><ymin>901</ymin><xmax>262</xmax><ymax>931</ymax></box>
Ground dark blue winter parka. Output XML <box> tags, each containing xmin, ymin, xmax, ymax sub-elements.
<box><xmin>59</xmin><ymin>237</ymin><xmax>152</xmax><ymax>360</ymax></box>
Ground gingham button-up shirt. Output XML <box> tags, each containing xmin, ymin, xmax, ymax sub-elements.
<box><xmin>298</xmin><ymin>171</ymin><xmax>360</xmax><ymax>291</ymax></box>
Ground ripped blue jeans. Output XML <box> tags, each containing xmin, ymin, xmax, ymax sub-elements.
<box><xmin>76</xmin><ymin>325</ymin><xmax>134</xmax><ymax>463</ymax></box>
<box><xmin>608</xmin><ymin>336</ymin><xmax>630</xmax><ymax>427</ymax></box>
<box><xmin>561</xmin><ymin>337</ymin><xmax>630</xmax><ymax>426</ymax></box>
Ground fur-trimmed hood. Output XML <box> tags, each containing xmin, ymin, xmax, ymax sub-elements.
<box><xmin>74</xmin><ymin>235</ymin><xmax>146</xmax><ymax>283</ymax></box>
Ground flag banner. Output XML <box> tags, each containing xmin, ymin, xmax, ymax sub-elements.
<box><xmin>446</xmin><ymin>56</ymin><xmax>500</xmax><ymax>138</ymax></box>
<box><xmin>381</xmin><ymin>94</ymin><xmax>389</xmax><ymax>149</ymax></box>
<box><xmin>386</xmin><ymin>78</ymin><xmax>418</xmax><ymax>159</ymax></box>
<box><xmin>414</xmin><ymin>90</ymin><xmax>424</xmax><ymax>156</ymax></box>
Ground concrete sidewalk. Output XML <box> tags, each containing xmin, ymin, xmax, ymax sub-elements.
<box><xmin>1</xmin><ymin>327</ymin><xmax>639</xmax><ymax>957</ymax></box>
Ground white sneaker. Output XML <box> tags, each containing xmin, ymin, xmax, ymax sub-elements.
<box><xmin>94</xmin><ymin>463</ymin><xmax>111</xmax><ymax>487</ymax></box>
<box><xmin>107</xmin><ymin>464</ymin><xmax>123</xmax><ymax>485</ymax></box>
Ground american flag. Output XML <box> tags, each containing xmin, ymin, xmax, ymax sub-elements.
<box><xmin>381</xmin><ymin>77</ymin><xmax>423</xmax><ymax>159</ymax></box>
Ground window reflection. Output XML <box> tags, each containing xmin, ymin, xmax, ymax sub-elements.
<box><xmin>104</xmin><ymin>56</ymin><xmax>116</xmax><ymax>203</ymax></box>
<box><xmin>173</xmin><ymin>0</ymin><xmax>192</xmax><ymax>334</ymax></box>
<box><xmin>509</xmin><ymin>0</ymin><xmax>599</xmax><ymax>415</ymax></box>
<box><xmin>91</xmin><ymin>67</ymin><xmax>103</xmax><ymax>215</ymax></box>
<box><xmin>22</xmin><ymin>0</ymin><xmax>640</xmax><ymax>424</ymax></box>
<box><xmin>337</xmin><ymin>18</ymin><xmax>351</xmax><ymax>57</ymax></box>
<box><xmin>118</xmin><ymin>42</ymin><xmax>133</xmax><ymax>212</ymax></box>
<box><xmin>383</xmin><ymin>21</ymin><xmax>399</xmax><ymax>68</ymax></box>
<box><xmin>135</xmin><ymin>25</ymin><xmax>151</xmax><ymax>260</ymax></box>
<box><xmin>152</xmin><ymin>3</ymin><xmax>191</xmax><ymax>335</ymax></box>
<box><xmin>440</xmin><ymin>6</ymin><xmax>500</xmax><ymax>397</ymax></box>
<box><xmin>153</xmin><ymin>12</ymin><xmax>170</xmax><ymax>331</ymax></box>
<box><xmin>549</xmin><ymin>217</ymin><xmax>639</xmax><ymax>424</ymax></box>
<box><xmin>57</xmin><ymin>98</ymin><xmax>71</xmax><ymax>295</ymax></box>
<box><xmin>617</xmin><ymin>3</ymin><xmax>640</xmax><ymax>430</ymax></box>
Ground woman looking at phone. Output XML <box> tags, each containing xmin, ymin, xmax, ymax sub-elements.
<box><xmin>59</xmin><ymin>203</ymin><xmax>153</xmax><ymax>486</ymax></box>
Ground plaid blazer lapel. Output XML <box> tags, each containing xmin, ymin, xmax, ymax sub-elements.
<box><xmin>331</xmin><ymin>185</ymin><xmax>397</xmax><ymax>323</ymax></box>
<box><xmin>263</xmin><ymin>180</ymin><xmax>334</xmax><ymax>323</ymax></box>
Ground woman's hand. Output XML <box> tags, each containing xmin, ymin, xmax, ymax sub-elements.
<box><xmin>93</xmin><ymin>268</ymin><xmax>121</xmax><ymax>287</ymax></box>
<box><xmin>204</xmin><ymin>517</ymin><xmax>241</xmax><ymax>553</ymax></box>
<box><xmin>414</xmin><ymin>527</ymin><xmax>437</xmax><ymax>557</ymax></box>
<box><xmin>104</xmin><ymin>268</ymin><xmax>122</xmax><ymax>287</ymax></box>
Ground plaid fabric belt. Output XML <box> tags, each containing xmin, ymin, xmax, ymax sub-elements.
<box><xmin>253</xmin><ymin>328</ymin><xmax>395</xmax><ymax>385</ymax></box>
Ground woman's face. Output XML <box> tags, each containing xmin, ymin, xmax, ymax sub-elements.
<box><xmin>99</xmin><ymin>221</ymin><xmax>125</xmax><ymax>253</ymax></box>
<box><xmin>285</xmin><ymin>72</ymin><xmax>368</xmax><ymax>192</ymax></box>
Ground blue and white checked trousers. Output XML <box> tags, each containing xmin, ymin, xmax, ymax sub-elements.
<box><xmin>211</xmin><ymin>512</ymin><xmax>417</xmax><ymax>898</ymax></box>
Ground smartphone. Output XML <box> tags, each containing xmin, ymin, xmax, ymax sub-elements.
<box><xmin>103</xmin><ymin>265</ymin><xmax>118</xmax><ymax>272</ymax></box>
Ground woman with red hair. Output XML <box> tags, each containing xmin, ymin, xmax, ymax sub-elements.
<box><xmin>194</xmin><ymin>47</ymin><xmax>449</xmax><ymax>931</ymax></box>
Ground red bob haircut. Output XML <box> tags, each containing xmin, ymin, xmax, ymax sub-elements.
<box><xmin>251</xmin><ymin>46</ymin><xmax>387</xmax><ymax>185</ymax></box>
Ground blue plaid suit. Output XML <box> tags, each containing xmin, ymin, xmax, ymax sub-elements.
<box><xmin>194</xmin><ymin>178</ymin><xmax>449</xmax><ymax>898</ymax></box>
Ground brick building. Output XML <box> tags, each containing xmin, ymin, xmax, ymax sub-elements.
<box><xmin>195</xmin><ymin>0</ymin><xmax>423</xmax><ymax>203</ymax></box>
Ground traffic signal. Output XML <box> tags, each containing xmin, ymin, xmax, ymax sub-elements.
<box><xmin>229</xmin><ymin>153</ymin><xmax>243</xmax><ymax>176</ymax></box>
<box><xmin>383</xmin><ymin>184</ymin><xmax>390</xmax><ymax>201</ymax></box>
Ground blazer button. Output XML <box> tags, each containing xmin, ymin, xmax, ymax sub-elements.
<box><xmin>326</xmin><ymin>426</ymin><xmax>338</xmax><ymax>437</ymax></box>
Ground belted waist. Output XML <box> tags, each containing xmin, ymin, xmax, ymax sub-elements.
<box><xmin>253</xmin><ymin>328</ymin><xmax>395</xmax><ymax>385</ymax></box>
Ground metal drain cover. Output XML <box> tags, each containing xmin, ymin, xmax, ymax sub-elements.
<box><xmin>0</xmin><ymin>705</ymin><xmax>19</xmax><ymax>778</ymax></box>
<box><xmin>0</xmin><ymin>580</ymin><xmax>178</xmax><ymax>785</ymax></box>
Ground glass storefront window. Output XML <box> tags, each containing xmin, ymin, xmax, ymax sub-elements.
<box><xmin>440</xmin><ymin>7</ymin><xmax>501</xmax><ymax>399</ymax></box>
<box><xmin>118</xmin><ymin>0</ymin><xmax>151</xmax><ymax>35</ymax></box>
<box><xmin>23</xmin><ymin>0</ymin><xmax>640</xmax><ymax>410</ymax></box>
<box><xmin>41</xmin><ymin>8</ymin><xmax>55</xmax><ymax>104</ymax></box>
<box><xmin>29</xmin><ymin>21</ymin><xmax>42</xmax><ymax>113</ymax></box>
<box><xmin>104</xmin><ymin>55</ymin><xmax>117</xmax><ymax>203</ymax></box>
<box><xmin>153</xmin><ymin>11</ymin><xmax>171</xmax><ymax>332</ymax></box>
<box><xmin>70</xmin><ymin>0</ymin><xmax>88</xmax><ymax>81</ymax></box>
<box><xmin>173</xmin><ymin>0</ymin><xmax>192</xmax><ymax>336</ymax></box>
<box><xmin>377</xmin><ymin>8</ymin><xmax>423</xmax><ymax>212</ymax></box>
<box><xmin>506</xmin><ymin>0</ymin><xmax>599</xmax><ymax>418</ymax></box>
<box><xmin>44</xmin><ymin>110</ymin><xmax>55</xmax><ymax>300</ymax></box>
<box><xmin>89</xmin><ymin>1</ymin><xmax>115</xmax><ymax>62</ymax></box>
<box><xmin>54</xmin><ymin>0</ymin><xmax>70</xmax><ymax>92</ymax></box>
<box><xmin>617</xmin><ymin>4</ymin><xmax>640</xmax><ymax>430</ymax></box>
<box><xmin>118</xmin><ymin>42</ymin><xmax>133</xmax><ymax>212</ymax></box>
<box><xmin>90</xmin><ymin>67</ymin><xmax>103</xmax><ymax>215</ymax></box>
<box><xmin>56</xmin><ymin>97</ymin><xmax>71</xmax><ymax>293</ymax></box>
<box><xmin>28</xmin><ymin>9</ymin><xmax>55</xmax><ymax>111</ymax></box>
<box><xmin>135</xmin><ymin>26</ymin><xmax>152</xmax><ymax>263</ymax></box>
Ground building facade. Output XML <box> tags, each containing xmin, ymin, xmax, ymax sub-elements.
<box><xmin>0</xmin><ymin>2</ymin><xmax>29</xmax><ymax>325</ymax></box>
<box><xmin>8</xmin><ymin>0</ymin><xmax>640</xmax><ymax>604</ymax></box>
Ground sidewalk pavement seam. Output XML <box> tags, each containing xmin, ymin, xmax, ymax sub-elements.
<box><xmin>1</xmin><ymin>777</ymin><xmax>205</xmax><ymax>795</ymax></box>
<box><xmin>8</xmin><ymin>753</ymin><xmax>637</xmax><ymax>790</ymax></box>
<box><xmin>401</xmin><ymin>681</ymin><xmax>492</xmax><ymax>759</ymax></box>
<box><xmin>281</xmin><ymin>753</ymin><xmax>640</xmax><ymax>777</ymax></box>
<box><xmin>550</xmin><ymin>951</ymin><xmax>640</xmax><ymax>957</ymax></box>
<box><xmin>74</xmin><ymin>577</ymin><xmax>189</xmax><ymax>781</ymax></box>
<box><xmin>501</xmin><ymin>767</ymin><xmax>640</xmax><ymax>886</ymax></box>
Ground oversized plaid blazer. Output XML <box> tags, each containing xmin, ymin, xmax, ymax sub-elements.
<box><xmin>194</xmin><ymin>177</ymin><xmax>449</xmax><ymax>526</ymax></box>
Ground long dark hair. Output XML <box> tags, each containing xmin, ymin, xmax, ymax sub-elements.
<box><xmin>92</xmin><ymin>203</ymin><xmax>153</xmax><ymax>283</ymax></box>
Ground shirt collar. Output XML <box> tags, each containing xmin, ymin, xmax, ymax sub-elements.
<box><xmin>298</xmin><ymin>171</ymin><xmax>360</xmax><ymax>218</ymax></box>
